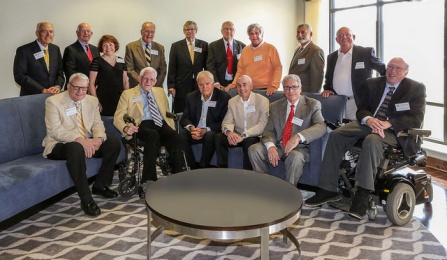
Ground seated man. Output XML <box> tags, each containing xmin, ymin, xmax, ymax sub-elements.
<box><xmin>43</xmin><ymin>73</ymin><xmax>120</xmax><ymax>217</ymax></box>
<box><xmin>114</xmin><ymin>67</ymin><xmax>184</xmax><ymax>183</ymax></box>
<box><xmin>216</xmin><ymin>75</ymin><xmax>269</xmax><ymax>170</ymax></box>
<box><xmin>180</xmin><ymin>70</ymin><xmax>231</xmax><ymax>169</ymax></box>
<box><xmin>305</xmin><ymin>57</ymin><xmax>426</xmax><ymax>220</ymax></box>
<box><xmin>249</xmin><ymin>74</ymin><xmax>326</xmax><ymax>185</ymax></box>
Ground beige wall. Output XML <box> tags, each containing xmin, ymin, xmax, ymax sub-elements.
<box><xmin>1</xmin><ymin>0</ymin><xmax>305</xmax><ymax>99</ymax></box>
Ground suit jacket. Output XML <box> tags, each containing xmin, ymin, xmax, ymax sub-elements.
<box><xmin>114</xmin><ymin>85</ymin><xmax>175</xmax><ymax>136</ymax></box>
<box><xmin>323</xmin><ymin>45</ymin><xmax>386</xmax><ymax>106</ymax></box>
<box><xmin>180</xmin><ymin>88</ymin><xmax>230</xmax><ymax>132</ymax></box>
<box><xmin>167</xmin><ymin>38</ymin><xmax>208</xmax><ymax>99</ymax></box>
<box><xmin>262</xmin><ymin>96</ymin><xmax>326</xmax><ymax>148</ymax></box>
<box><xmin>357</xmin><ymin>76</ymin><xmax>426</xmax><ymax>156</ymax></box>
<box><xmin>63</xmin><ymin>41</ymin><xmax>99</xmax><ymax>87</ymax></box>
<box><xmin>125</xmin><ymin>40</ymin><xmax>167</xmax><ymax>88</ymax></box>
<box><xmin>288</xmin><ymin>41</ymin><xmax>325</xmax><ymax>93</ymax></box>
<box><xmin>206</xmin><ymin>38</ymin><xmax>245</xmax><ymax>86</ymax></box>
<box><xmin>14</xmin><ymin>40</ymin><xmax>65</xmax><ymax>96</ymax></box>
<box><xmin>42</xmin><ymin>92</ymin><xmax>105</xmax><ymax>156</ymax></box>
<box><xmin>222</xmin><ymin>92</ymin><xmax>269</xmax><ymax>137</ymax></box>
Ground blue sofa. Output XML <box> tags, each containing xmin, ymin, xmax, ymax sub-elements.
<box><xmin>0</xmin><ymin>94</ymin><xmax>125</xmax><ymax>223</ymax></box>
<box><xmin>192</xmin><ymin>90</ymin><xmax>346</xmax><ymax>187</ymax></box>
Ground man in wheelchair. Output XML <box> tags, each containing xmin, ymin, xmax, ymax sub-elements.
<box><xmin>305</xmin><ymin>57</ymin><xmax>426</xmax><ymax>220</ymax></box>
<box><xmin>114</xmin><ymin>67</ymin><xmax>184</xmax><ymax>184</ymax></box>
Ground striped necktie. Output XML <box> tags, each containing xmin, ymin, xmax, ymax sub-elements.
<box><xmin>43</xmin><ymin>47</ymin><xmax>49</xmax><ymax>71</ymax></box>
<box><xmin>375</xmin><ymin>87</ymin><xmax>395</xmax><ymax>121</ymax></box>
<box><xmin>75</xmin><ymin>102</ymin><xmax>87</xmax><ymax>138</ymax></box>
<box><xmin>145</xmin><ymin>44</ymin><xmax>151</xmax><ymax>66</ymax></box>
<box><xmin>147</xmin><ymin>93</ymin><xmax>163</xmax><ymax>127</ymax></box>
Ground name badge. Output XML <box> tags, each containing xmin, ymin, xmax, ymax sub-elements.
<box><xmin>207</xmin><ymin>101</ymin><xmax>217</xmax><ymax>107</ymax></box>
<box><xmin>292</xmin><ymin>117</ymin><xmax>303</xmax><ymax>126</ymax></box>
<box><xmin>34</xmin><ymin>51</ymin><xmax>44</xmax><ymax>60</ymax></box>
<box><xmin>65</xmin><ymin>107</ymin><xmax>77</xmax><ymax>116</ymax></box>
<box><xmin>246</xmin><ymin>106</ymin><xmax>256</xmax><ymax>113</ymax></box>
<box><xmin>116</xmin><ymin>57</ymin><xmax>125</xmax><ymax>63</ymax></box>
<box><xmin>395</xmin><ymin>102</ymin><xmax>410</xmax><ymax>111</ymax></box>
<box><xmin>150</xmin><ymin>49</ymin><xmax>159</xmax><ymax>55</ymax></box>
<box><xmin>355</xmin><ymin>62</ymin><xmax>365</xmax><ymax>69</ymax></box>
<box><xmin>132</xmin><ymin>95</ymin><xmax>142</xmax><ymax>102</ymax></box>
<box><xmin>237</xmin><ymin>54</ymin><xmax>241</xmax><ymax>60</ymax></box>
<box><xmin>297</xmin><ymin>58</ymin><xmax>305</xmax><ymax>65</ymax></box>
<box><xmin>254</xmin><ymin>55</ymin><xmax>263</xmax><ymax>62</ymax></box>
<box><xmin>194</xmin><ymin>47</ymin><xmax>202</xmax><ymax>53</ymax></box>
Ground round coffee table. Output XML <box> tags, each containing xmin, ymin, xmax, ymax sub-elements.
<box><xmin>145</xmin><ymin>168</ymin><xmax>302</xmax><ymax>259</ymax></box>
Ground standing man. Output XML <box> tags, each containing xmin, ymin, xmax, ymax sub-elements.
<box><xmin>168</xmin><ymin>21</ymin><xmax>208</xmax><ymax>113</ymax></box>
<box><xmin>305</xmin><ymin>57</ymin><xmax>426</xmax><ymax>220</ymax></box>
<box><xmin>207</xmin><ymin>21</ymin><xmax>246</xmax><ymax>90</ymax></box>
<box><xmin>114</xmin><ymin>67</ymin><xmax>184</xmax><ymax>183</ymax></box>
<box><xmin>216</xmin><ymin>75</ymin><xmax>269</xmax><ymax>170</ymax></box>
<box><xmin>125</xmin><ymin>22</ymin><xmax>167</xmax><ymax>88</ymax></box>
<box><xmin>288</xmin><ymin>24</ymin><xmax>325</xmax><ymax>93</ymax></box>
<box><xmin>43</xmin><ymin>73</ymin><xmax>120</xmax><ymax>217</ymax></box>
<box><xmin>249</xmin><ymin>74</ymin><xmax>326</xmax><ymax>186</ymax></box>
<box><xmin>14</xmin><ymin>22</ymin><xmax>65</xmax><ymax>96</ymax></box>
<box><xmin>63</xmin><ymin>23</ymin><xmax>99</xmax><ymax>90</ymax></box>
<box><xmin>180</xmin><ymin>71</ymin><xmax>230</xmax><ymax>169</ymax></box>
<box><xmin>226</xmin><ymin>23</ymin><xmax>282</xmax><ymax>96</ymax></box>
<box><xmin>321</xmin><ymin>27</ymin><xmax>386</xmax><ymax>120</ymax></box>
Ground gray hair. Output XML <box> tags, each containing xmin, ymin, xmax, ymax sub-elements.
<box><xmin>297</xmin><ymin>23</ymin><xmax>312</xmax><ymax>32</ymax></box>
<box><xmin>36</xmin><ymin>22</ymin><xmax>53</xmax><ymax>31</ymax></box>
<box><xmin>140</xmin><ymin>67</ymin><xmax>158</xmax><ymax>78</ymax></box>
<box><xmin>184</xmin><ymin>20</ymin><xmax>198</xmax><ymax>31</ymax></box>
<box><xmin>282</xmin><ymin>74</ymin><xmax>302</xmax><ymax>87</ymax></box>
<box><xmin>141</xmin><ymin>21</ymin><xmax>156</xmax><ymax>30</ymax></box>
<box><xmin>69</xmin><ymin>73</ymin><xmax>89</xmax><ymax>85</ymax></box>
<box><xmin>237</xmin><ymin>75</ymin><xmax>252</xmax><ymax>85</ymax></box>
<box><xmin>247</xmin><ymin>23</ymin><xmax>264</xmax><ymax>36</ymax></box>
<box><xmin>196</xmin><ymin>70</ymin><xmax>214</xmax><ymax>83</ymax></box>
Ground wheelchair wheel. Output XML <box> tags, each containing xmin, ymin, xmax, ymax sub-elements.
<box><xmin>118</xmin><ymin>164</ymin><xmax>127</xmax><ymax>182</ymax></box>
<box><xmin>118</xmin><ymin>177</ymin><xmax>137</xmax><ymax>197</ymax></box>
<box><xmin>385</xmin><ymin>183</ymin><xmax>415</xmax><ymax>226</ymax></box>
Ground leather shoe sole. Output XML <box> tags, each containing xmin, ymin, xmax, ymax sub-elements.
<box><xmin>92</xmin><ymin>186</ymin><xmax>118</xmax><ymax>198</ymax></box>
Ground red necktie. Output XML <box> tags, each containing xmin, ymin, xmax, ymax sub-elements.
<box><xmin>86</xmin><ymin>45</ymin><xmax>93</xmax><ymax>62</ymax></box>
<box><xmin>226</xmin><ymin>42</ymin><xmax>233</xmax><ymax>74</ymax></box>
<box><xmin>282</xmin><ymin>104</ymin><xmax>295</xmax><ymax>146</ymax></box>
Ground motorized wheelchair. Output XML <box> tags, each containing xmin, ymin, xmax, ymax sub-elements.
<box><xmin>117</xmin><ymin>114</ymin><xmax>172</xmax><ymax>198</ymax></box>
<box><xmin>326</xmin><ymin>121</ymin><xmax>433</xmax><ymax>226</ymax></box>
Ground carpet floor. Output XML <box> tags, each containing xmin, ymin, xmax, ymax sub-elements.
<box><xmin>1</xmin><ymin>179</ymin><xmax>446</xmax><ymax>260</ymax></box>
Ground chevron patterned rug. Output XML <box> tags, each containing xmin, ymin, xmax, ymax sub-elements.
<box><xmin>1</xmin><ymin>177</ymin><xmax>446</xmax><ymax>260</ymax></box>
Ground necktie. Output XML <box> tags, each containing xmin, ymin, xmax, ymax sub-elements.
<box><xmin>86</xmin><ymin>45</ymin><xmax>93</xmax><ymax>62</ymax></box>
<box><xmin>145</xmin><ymin>44</ymin><xmax>151</xmax><ymax>66</ymax></box>
<box><xmin>189</xmin><ymin>41</ymin><xmax>194</xmax><ymax>64</ymax></box>
<box><xmin>148</xmin><ymin>93</ymin><xmax>163</xmax><ymax>127</ymax></box>
<box><xmin>375</xmin><ymin>87</ymin><xmax>395</xmax><ymax>121</ymax></box>
<box><xmin>43</xmin><ymin>47</ymin><xmax>49</xmax><ymax>71</ymax></box>
<box><xmin>226</xmin><ymin>42</ymin><xmax>233</xmax><ymax>74</ymax></box>
<box><xmin>282</xmin><ymin>104</ymin><xmax>295</xmax><ymax>146</ymax></box>
<box><xmin>75</xmin><ymin>102</ymin><xmax>87</xmax><ymax>138</ymax></box>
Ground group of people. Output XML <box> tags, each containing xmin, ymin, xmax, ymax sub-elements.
<box><xmin>14</xmin><ymin>21</ymin><xmax>425</xmax><ymax>221</ymax></box>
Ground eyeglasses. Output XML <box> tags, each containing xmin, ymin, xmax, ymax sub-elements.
<box><xmin>337</xmin><ymin>33</ymin><xmax>352</xmax><ymax>38</ymax></box>
<box><xmin>387</xmin><ymin>65</ymin><xmax>405</xmax><ymax>71</ymax></box>
<box><xmin>222</xmin><ymin>28</ymin><xmax>234</xmax><ymax>31</ymax></box>
<box><xmin>283</xmin><ymin>85</ymin><xmax>300</xmax><ymax>91</ymax></box>
<box><xmin>78</xmin><ymin>30</ymin><xmax>92</xmax><ymax>34</ymax></box>
<box><xmin>39</xmin><ymin>30</ymin><xmax>54</xmax><ymax>34</ymax></box>
<box><xmin>183</xmin><ymin>28</ymin><xmax>195</xmax><ymax>32</ymax></box>
<box><xmin>70</xmin><ymin>83</ymin><xmax>88</xmax><ymax>92</ymax></box>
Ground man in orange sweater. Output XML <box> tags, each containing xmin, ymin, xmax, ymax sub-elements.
<box><xmin>225</xmin><ymin>23</ymin><xmax>282</xmax><ymax>96</ymax></box>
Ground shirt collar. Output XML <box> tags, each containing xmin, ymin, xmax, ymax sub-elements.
<box><xmin>250</xmin><ymin>40</ymin><xmax>265</xmax><ymax>50</ymax></box>
<box><xmin>201</xmin><ymin>91</ymin><xmax>214</xmax><ymax>102</ymax></box>
<box><xmin>141</xmin><ymin>39</ymin><xmax>151</xmax><ymax>48</ymax></box>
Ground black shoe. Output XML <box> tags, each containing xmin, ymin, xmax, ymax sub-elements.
<box><xmin>92</xmin><ymin>186</ymin><xmax>118</xmax><ymax>198</ymax></box>
<box><xmin>305</xmin><ymin>189</ymin><xmax>341</xmax><ymax>207</ymax></box>
<box><xmin>348</xmin><ymin>187</ymin><xmax>370</xmax><ymax>220</ymax></box>
<box><xmin>81</xmin><ymin>200</ymin><xmax>101</xmax><ymax>216</ymax></box>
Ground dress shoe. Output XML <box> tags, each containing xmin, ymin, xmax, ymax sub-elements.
<box><xmin>92</xmin><ymin>186</ymin><xmax>118</xmax><ymax>198</ymax></box>
<box><xmin>81</xmin><ymin>200</ymin><xmax>101</xmax><ymax>217</ymax></box>
<box><xmin>348</xmin><ymin>187</ymin><xmax>370</xmax><ymax>220</ymax></box>
<box><xmin>305</xmin><ymin>189</ymin><xmax>341</xmax><ymax>207</ymax></box>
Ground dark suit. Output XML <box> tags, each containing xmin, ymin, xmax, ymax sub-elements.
<box><xmin>168</xmin><ymin>38</ymin><xmax>208</xmax><ymax>112</ymax></box>
<box><xmin>180</xmin><ymin>88</ymin><xmax>230</xmax><ymax>168</ymax></box>
<box><xmin>319</xmin><ymin>76</ymin><xmax>426</xmax><ymax>192</ymax></box>
<box><xmin>63</xmin><ymin>41</ymin><xmax>99</xmax><ymax>88</ymax></box>
<box><xmin>125</xmin><ymin>40</ymin><xmax>167</xmax><ymax>88</ymax></box>
<box><xmin>207</xmin><ymin>38</ymin><xmax>245</xmax><ymax>87</ymax></box>
<box><xmin>288</xmin><ymin>41</ymin><xmax>325</xmax><ymax>93</ymax></box>
<box><xmin>14</xmin><ymin>40</ymin><xmax>65</xmax><ymax>96</ymax></box>
<box><xmin>323</xmin><ymin>45</ymin><xmax>386</xmax><ymax>106</ymax></box>
<box><xmin>249</xmin><ymin>96</ymin><xmax>326</xmax><ymax>185</ymax></box>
